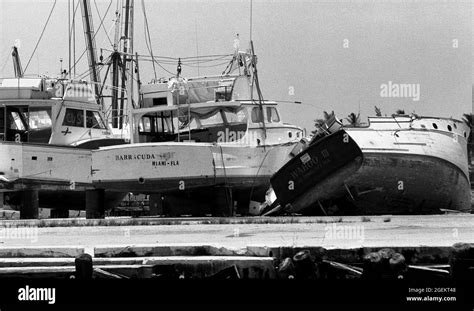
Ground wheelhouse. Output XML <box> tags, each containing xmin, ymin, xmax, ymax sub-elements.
<box><xmin>0</xmin><ymin>78</ymin><xmax>114</xmax><ymax>146</ymax></box>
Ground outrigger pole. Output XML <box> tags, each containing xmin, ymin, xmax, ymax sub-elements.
<box><xmin>250</xmin><ymin>40</ymin><xmax>267</xmax><ymax>144</ymax></box>
<box><xmin>119</xmin><ymin>0</ymin><xmax>134</xmax><ymax>130</ymax></box>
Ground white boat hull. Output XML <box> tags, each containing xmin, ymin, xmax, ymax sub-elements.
<box><xmin>341</xmin><ymin>117</ymin><xmax>471</xmax><ymax>214</ymax></box>
<box><xmin>0</xmin><ymin>142</ymin><xmax>125</xmax><ymax>210</ymax></box>
<box><xmin>91</xmin><ymin>142</ymin><xmax>296</xmax><ymax>194</ymax></box>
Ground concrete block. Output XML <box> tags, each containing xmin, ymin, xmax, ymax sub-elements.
<box><xmin>0</xmin><ymin>246</ymin><xmax>84</xmax><ymax>258</ymax></box>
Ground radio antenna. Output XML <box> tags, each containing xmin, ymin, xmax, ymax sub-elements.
<box><xmin>249</xmin><ymin>0</ymin><xmax>253</xmax><ymax>42</ymax></box>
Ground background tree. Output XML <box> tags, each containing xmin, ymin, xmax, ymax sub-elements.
<box><xmin>374</xmin><ymin>106</ymin><xmax>382</xmax><ymax>116</ymax></box>
<box><xmin>323</xmin><ymin>110</ymin><xmax>335</xmax><ymax>121</ymax></box>
<box><xmin>345</xmin><ymin>112</ymin><xmax>361</xmax><ymax>127</ymax></box>
<box><xmin>462</xmin><ymin>113</ymin><xmax>473</xmax><ymax>166</ymax></box>
<box><xmin>311</xmin><ymin>111</ymin><xmax>335</xmax><ymax>135</ymax></box>
<box><xmin>311</xmin><ymin>118</ymin><xmax>325</xmax><ymax>135</ymax></box>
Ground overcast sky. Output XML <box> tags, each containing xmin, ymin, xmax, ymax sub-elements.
<box><xmin>0</xmin><ymin>0</ymin><xmax>472</xmax><ymax>132</ymax></box>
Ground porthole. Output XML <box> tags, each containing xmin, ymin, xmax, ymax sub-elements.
<box><xmin>453</xmin><ymin>123</ymin><xmax>457</xmax><ymax>129</ymax></box>
<box><xmin>447</xmin><ymin>125</ymin><xmax>452</xmax><ymax>132</ymax></box>
<box><xmin>432</xmin><ymin>123</ymin><xmax>438</xmax><ymax>129</ymax></box>
<box><xmin>464</xmin><ymin>132</ymin><xmax>467</xmax><ymax>138</ymax></box>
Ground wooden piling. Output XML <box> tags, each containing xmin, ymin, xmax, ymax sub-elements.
<box><xmin>75</xmin><ymin>253</ymin><xmax>93</xmax><ymax>279</ymax></box>
<box><xmin>212</xmin><ymin>186</ymin><xmax>234</xmax><ymax>217</ymax></box>
<box><xmin>20</xmin><ymin>189</ymin><xmax>39</xmax><ymax>219</ymax></box>
<box><xmin>86</xmin><ymin>189</ymin><xmax>105</xmax><ymax>219</ymax></box>
<box><xmin>449</xmin><ymin>242</ymin><xmax>474</xmax><ymax>280</ymax></box>
<box><xmin>148</xmin><ymin>194</ymin><xmax>163</xmax><ymax>216</ymax></box>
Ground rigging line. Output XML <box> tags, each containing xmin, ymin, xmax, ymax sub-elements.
<box><xmin>100</xmin><ymin>48</ymin><xmax>233</xmax><ymax>61</ymax></box>
<box><xmin>157</xmin><ymin>54</ymin><xmax>232</xmax><ymax>65</ymax></box>
<box><xmin>182</xmin><ymin>61</ymin><xmax>228</xmax><ymax>67</ymax></box>
<box><xmin>139</xmin><ymin>56</ymin><xmax>233</xmax><ymax>67</ymax></box>
<box><xmin>68</xmin><ymin>0</ymin><xmax>80</xmax><ymax>77</ymax></box>
<box><xmin>219</xmin><ymin>145</ymin><xmax>228</xmax><ymax>187</ymax></box>
<box><xmin>141</xmin><ymin>0</ymin><xmax>157</xmax><ymax>80</ymax></box>
<box><xmin>185</xmin><ymin>61</ymin><xmax>231</xmax><ymax>68</ymax></box>
<box><xmin>195</xmin><ymin>19</ymin><xmax>200</xmax><ymax>76</ymax></box>
<box><xmin>157</xmin><ymin>54</ymin><xmax>232</xmax><ymax>62</ymax></box>
<box><xmin>24</xmin><ymin>0</ymin><xmax>58</xmax><ymax>73</ymax></box>
<box><xmin>73</xmin><ymin>0</ymin><xmax>77</xmax><ymax>77</ymax></box>
<box><xmin>247</xmin><ymin>148</ymin><xmax>271</xmax><ymax>204</ymax></box>
<box><xmin>104</xmin><ymin>16</ymin><xmax>117</xmax><ymax>47</ymax></box>
<box><xmin>68</xmin><ymin>0</ymin><xmax>71</xmax><ymax>78</ymax></box>
<box><xmin>68</xmin><ymin>1</ymin><xmax>80</xmax><ymax>50</ymax></box>
<box><xmin>76</xmin><ymin>58</ymin><xmax>110</xmax><ymax>80</ymax></box>
<box><xmin>153</xmin><ymin>60</ymin><xmax>176</xmax><ymax>76</ymax></box>
<box><xmin>93</xmin><ymin>0</ymin><xmax>114</xmax><ymax>47</ymax></box>
<box><xmin>70</xmin><ymin>0</ymin><xmax>113</xmax><ymax>75</ymax></box>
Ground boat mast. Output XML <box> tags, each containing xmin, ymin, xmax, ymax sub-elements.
<box><xmin>80</xmin><ymin>0</ymin><xmax>102</xmax><ymax>106</ymax></box>
<box><xmin>118</xmin><ymin>0</ymin><xmax>134</xmax><ymax>130</ymax></box>
<box><xmin>68</xmin><ymin>0</ymin><xmax>71</xmax><ymax>79</ymax></box>
<box><xmin>250</xmin><ymin>41</ymin><xmax>267</xmax><ymax>143</ymax></box>
<box><xmin>110</xmin><ymin>6</ymin><xmax>121</xmax><ymax>128</ymax></box>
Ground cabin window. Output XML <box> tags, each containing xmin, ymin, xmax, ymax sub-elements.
<box><xmin>432</xmin><ymin>123</ymin><xmax>438</xmax><ymax>130</ymax></box>
<box><xmin>139</xmin><ymin>117</ymin><xmax>152</xmax><ymax>132</ymax></box>
<box><xmin>447</xmin><ymin>125</ymin><xmax>452</xmax><ymax>132</ymax></box>
<box><xmin>177</xmin><ymin>114</ymin><xmax>200</xmax><ymax>131</ymax></box>
<box><xmin>199</xmin><ymin>111</ymin><xmax>224</xmax><ymax>127</ymax></box>
<box><xmin>9</xmin><ymin>111</ymin><xmax>26</xmax><ymax>130</ymax></box>
<box><xmin>28</xmin><ymin>107</ymin><xmax>52</xmax><ymax>130</ymax></box>
<box><xmin>86</xmin><ymin>110</ymin><xmax>106</xmax><ymax>129</ymax></box>
<box><xmin>266</xmin><ymin>107</ymin><xmax>280</xmax><ymax>123</ymax></box>
<box><xmin>223</xmin><ymin>109</ymin><xmax>247</xmax><ymax>124</ymax></box>
<box><xmin>63</xmin><ymin>108</ymin><xmax>84</xmax><ymax>127</ymax></box>
<box><xmin>157</xmin><ymin>116</ymin><xmax>171</xmax><ymax>132</ymax></box>
<box><xmin>251</xmin><ymin>107</ymin><xmax>263</xmax><ymax>123</ymax></box>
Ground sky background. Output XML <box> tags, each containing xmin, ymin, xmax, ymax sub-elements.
<box><xmin>0</xmin><ymin>0</ymin><xmax>472</xmax><ymax>133</ymax></box>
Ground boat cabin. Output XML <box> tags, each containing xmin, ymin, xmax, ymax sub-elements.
<box><xmin>0</xmin><ymin>78</ymin><xmax>116</xmax><ymax>147</ymax></box>
<box><xmin>132</xmin><ymin>75</ymin><xmax>303</xmax><ymax>146</ymax></box>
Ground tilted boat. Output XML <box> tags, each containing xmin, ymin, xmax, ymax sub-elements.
<box><xmin>269</xmin><ymin>128</ymin><xmax>363</xmax><ymax>214</ymax></box>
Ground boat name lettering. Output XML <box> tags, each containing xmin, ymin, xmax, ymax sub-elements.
<box><xmin>290</xmin><ymin>156</ymin><xmax>321</xmax><ymax>180</ymax></box>
<box><xmin>152</xmin><ymin>160</ymin><xmax>179</xmax><ymax>167</ymax></box>
<box><xmin>300</xmin><ymin>153</ymin><xmax>311</xmax><ymax>165</ymax></box>
<box><xmin>115</xmin><ymin>152</ymin><xmax>176</xmax><ymax>161</ymax></box>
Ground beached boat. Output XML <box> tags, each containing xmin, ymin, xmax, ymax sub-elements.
<box><xmin>0</xmin><ymin>77</ymin><xmax>127</xmax><ymax>216</ymax></box>
<box><xmin>340</xmin><ymin>115</ymin><xmax>471</xmax><ymax>214</ymax></box>
<box><xmin>269</xmin><ymin>129</ymin><xmax>363</xmax><ymax>214</ymax></box>
<box><xmin>91</xmin><ymin>51</ymin><xmax>305</xmax><ymax>216</ymax></box>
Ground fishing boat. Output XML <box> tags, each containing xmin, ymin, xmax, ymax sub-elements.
<box><xmin>1</xmin><ymin>0</ymin><xmax>308</xmax><ymax>218</ymax></box>
<box><xmin>269</xmin><ymin>127</ymin><xmax>363</xmax><ymax>214</ymax></box>
<box><xmin>0</xmin><ymin>0</ymin><xmax>131</xmax><ymax>218</ymax></box>
<box><xmin>91</xmin><ymin>50</ymin><xmax>305</xmax><ymax>216</ymax></box>
<box><xmin>340</xmin><ymin>115</ymin><xmax>472</xmax><ymax>214</ymax></box>
<box><xmin>0</xmin><ymin>76</ymin><xmax>127</xmax><ymax>217</ymax></box>
<box><xmin>262</xmin><ymin>113</ymin><xmax>470</xmax><ymax>216</ymax></box>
